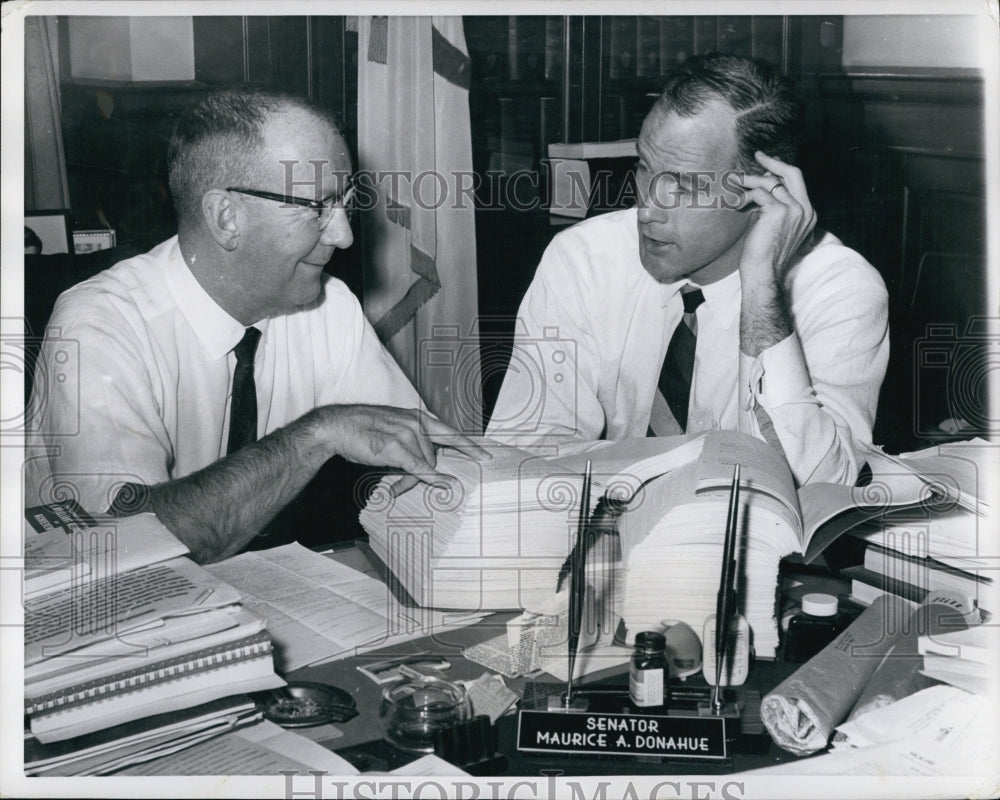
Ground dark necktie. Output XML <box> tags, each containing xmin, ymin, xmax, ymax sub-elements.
<box><xmin>658</xmin><ymin>288</ymin><xmax>704</xmax><ymax>432</ymax></box>
<box><xmin>226</xmin><ymin>327</ymin><xmax>261</xmax><ymax>455</ymax></box>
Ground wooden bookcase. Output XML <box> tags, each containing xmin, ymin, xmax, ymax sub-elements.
<box><xmin>50</xmin><ymin>15</ymin><xmax>989</xmax><ymax>449</ymax></box>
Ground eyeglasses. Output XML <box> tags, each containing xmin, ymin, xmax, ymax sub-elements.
<box><xmin>227</xmin><ymin>178</ymin><xmax>356</xmax><ymax>230</ymax></box>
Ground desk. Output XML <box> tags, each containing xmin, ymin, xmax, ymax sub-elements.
<box><xmin>285</xmin><ymin>545</ymin><xmax>804</xmax><ymax>776</ymax></box>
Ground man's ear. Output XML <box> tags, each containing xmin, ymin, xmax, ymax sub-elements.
<box><xmin>202</xmin><ymin>189</ymin><xmax>241</xmax><ymax>251</ymax></box>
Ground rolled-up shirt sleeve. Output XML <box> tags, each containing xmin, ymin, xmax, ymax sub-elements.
<box><xmin>739</xmin><ymin>272</ymin><xmax>889</xmax><ymax>486</ymax></box>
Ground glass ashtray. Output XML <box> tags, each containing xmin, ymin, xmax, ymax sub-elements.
<box><xmin>257</xmin><ymin>682</ymin><xmax>358</xmax><ymax>727</ymax></box>
<box><xmin>378</xmin><ymin>675</ymin><xmax>471</xmax><ymax>753</ymax></box>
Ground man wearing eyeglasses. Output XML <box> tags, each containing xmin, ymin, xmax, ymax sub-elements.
<box><xmin>26</xmin><ymin>87</ymin><xmax>483</xmax><ymax>563</ymax></box>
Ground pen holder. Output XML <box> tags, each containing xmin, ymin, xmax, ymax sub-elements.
<box><xmin>432</xmin><ymin>714</ymin><xmax>508</xmax><ymax>774</ymax></box>
<box><xmin>379</xmin><ymin>675</ymin><xmax>471</xmax><ymax>754</ymax></box>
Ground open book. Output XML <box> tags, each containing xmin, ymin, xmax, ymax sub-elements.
<box><xmin>615</xmin><ymin>430</ymin><xmax>975</xmax><ymax>656</ymax></box>
<box><xmin>361</xmin><ymin>429</ymin><xmax>975</xmax><ymax>655</ymax></box>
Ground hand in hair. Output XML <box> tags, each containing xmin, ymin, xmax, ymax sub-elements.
<box><xmin>735</xmin><ymin>151</ymin><xmax>818</xmax><ymax>281</ymax></box>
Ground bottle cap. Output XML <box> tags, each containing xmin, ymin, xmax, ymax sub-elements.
<box><xmin>801</xmin><ymin>593</ymin><xmax>838</xmax><ymax>617</ymax></box>
<box><xmin>634</xmin><ymin>631</ymin><xmax>666</xmax><ymax>651</ymax></box>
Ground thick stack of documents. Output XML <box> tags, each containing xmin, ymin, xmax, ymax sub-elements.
<box><xmin>361</xmin><ymin>443</ymin><xmax>592</xmax><ymax>609</ymax></box>
<box><xmin>360</xmin><ymin>436</ymin><xmax>703</xmax><ymax>611</ymax></box>
<box><xmin>618</xmin><ymin>439</ymin><xmax>800</xmax><ymax>657</ymax></box>
<box><xmin>22</xmin><ymin>503</ymin><xmax>284</xmax><ymax>766</ymax></box>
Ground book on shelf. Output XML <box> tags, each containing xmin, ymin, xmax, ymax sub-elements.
<box><xmin>507</xmin><ymin>16</ymin><xmax>547</xmax><ymax>82</ymax></box>
<box><xmin>608</xmin><ymin>16</ymin><xmax>637</xmax><ymax>80</ymax></box>
<box><xmin>693</xmin><ymin>16</ymin><xmax>719</xmax><ymax>55</ymax></box>
<box><xmin>543</xmin><ymin>16</ymin><xmax>563</xmax><ymax>82</ymax></box>
<box><xmin>750</xmin><ymin>16</ymin><xmax>785</xmax><ymax>67</ymax></box>
<box><xmin>360</xmin><ymin>429</ymin><xmax>966</xmax><ymax>657</ymax></box>
<box><xmin>636</xmin><ymin>16</ymin><xmax>661</xmax><ymax>78</ymax></box>
<box><xmin>27</xmin><ymin>630</ymin><xmax>284</xmax><ymax>743</ymax></box>
<box><xmin>547</xmin><ymin>138</ymin><xmax>638</xmax><ymax>159</ymax></box>
<box><xmin>24</xmin><ymin>694</ymin><xmax>261</xmax><ymax>776</ymax></box>
<box><xmin>659</xmin><ymin>16</ymin><xmax>694</xmax><ymax>73</ymax></box>
<box><xmin>717</xmin><ymin>16</ymin><xmax>752</xmax><ymax>57</ymax></box>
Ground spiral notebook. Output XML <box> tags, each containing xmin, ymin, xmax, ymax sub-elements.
<box><xmin>28</xmin><ymin>630</ymin><xmax>284</xmax><ymax>743</ymax></box>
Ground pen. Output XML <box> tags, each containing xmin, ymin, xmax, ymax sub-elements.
<box><xmin>565</xmin><ymin>460</ymin><xmax>592</xmax><ymax>707</ymax></box>
<box><xmin>713</xmin><ymin>463</ymin><xmax>740</xmax><ymax>714</ymax></box>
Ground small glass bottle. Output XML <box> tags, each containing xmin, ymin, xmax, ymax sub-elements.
<box><xmin>784</xmin><ymin>593</ymin><xmax>849</xmax><ymax>663</ymax></box>
<box><xmin>629</xmin><ymin>631</ymin><xmax>670</xmax><ymax>709</ymax></box>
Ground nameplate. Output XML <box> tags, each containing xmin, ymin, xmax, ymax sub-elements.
<box><xmin>516</xmin><ymin>710</ymin><xmax>728</xmax><ymax>759</ymax></box>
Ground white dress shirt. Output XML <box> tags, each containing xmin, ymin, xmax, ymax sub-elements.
<box><xmin>26</xmin><ymin>236</ymin><xmax>421</xmax><ymax>513</ymax></box>
<box><xmin>486</xmin><ymin>209</ymin><xmax>890</xmax><ymax>486</ymax></box>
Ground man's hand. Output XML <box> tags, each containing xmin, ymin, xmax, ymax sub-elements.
<box><xmin>316</xmin><ymin>404</ymin><xmax>490</xmax><ymax>494</ymax></box>
<box><xmin>735</xmin><ymin>152</ymin><xmax>817</xmax><ymax>358</ymax></box>
<box><xmin>736</xmin><ymin>151</ymin><xmax>818</xmax><ymax>280</ymax></box>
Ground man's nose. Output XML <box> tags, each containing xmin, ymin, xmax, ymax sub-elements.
<box><xmin>637</xmin><ymin>193</ymin><xmax>668</xmax><ymax>224</ymax></box>
<box><xmin>320</xmin><ymin>208</ymin><xmax>353</xmax><ymax>248</ymax></box>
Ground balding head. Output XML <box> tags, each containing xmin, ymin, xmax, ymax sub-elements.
<box><xmin>167</xmin><ymin>87</ymin><xmax>342</xmax><ymax>228</ymax></box>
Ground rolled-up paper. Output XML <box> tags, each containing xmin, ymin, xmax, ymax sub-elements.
<box><xmin>761</xmin><ymin>594</ymin><xmax>913</xmax><ymax>756</ymax></box>
<box><xmin>844</xmin><ymin>590</ymin><xmax>976</xmax><ymax>723</ymax></box>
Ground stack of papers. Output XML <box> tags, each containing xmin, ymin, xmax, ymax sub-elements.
<box><xmin>24</xmin><ymin>695</ymin><xmax>262</xmax><ymax>776</ymax></box>
<box><xmin>360</xmin><ymin>436</ymin><xmax>704</xmax><ymax>611</ymax></box>
<box><xmin>618</xmin><ymin>460</ymin><xmax>799</xmax><ymax>657</ymax></box>
<box><xmin>360</xmin><ymin>442</ymin><xmax>603</xmax><ymax>610</ymax></box>
<box><xmin>918</xmin><ymin>625</ymin><xmax>996</xmax><ymax>695</ymax></box>
<box><xmin>846</xmin><ymin>439</ymin><xmax>999</xmax><ymax>609</ymax></box>
<box><xmin>204</xmin><ymin>543</ymin><xmax>489</xmax><ymax>671</ymax></box>
<box><xmin>22</xmin><ymin>504</ymin><xmax>284</xmax><ymax>749</ymax></box>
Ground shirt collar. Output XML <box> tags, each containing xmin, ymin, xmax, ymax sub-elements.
<box><xmin>661</xmin><ymin>268</ymin><xmax>741</xmax><ymax>327</ymax></box>
<box><xmin>164</xmin><ymin>237</ymin><xmax>270</xmax><ymax>360</ymax></box>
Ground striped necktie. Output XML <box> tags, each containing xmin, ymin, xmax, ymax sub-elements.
<box><xmin>657</xmin><ymin>288</ymin><xmax>704</xmax><ymax>433</ymax></box>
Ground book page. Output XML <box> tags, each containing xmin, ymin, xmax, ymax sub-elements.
<box><xmin>617</xmin><ymin>463</ymin><xmax>701</xmax><ymax>555</ymax></box>
<box><xmin>25</xmin><ymin>557</ymin><xmax>243</xmax><ymax>665</ymax></box>
<box><xmin>550</xmin><ymin>433</ymin><xmax>706</xmax><ymax>500</ymax></box>
<box><xmin>695</xmin><ymin>430</ymin><xmax>801</xmax><ymax>526</ymax></box>
<box><xmin>870</xmin><ymin>440</ymin><xmax>997</xmax><ymax>514</ymax></box>
<box><xmin>799</xmin><ymin>448</ymin><xmax>978</xmax><ymax>562</ymax></box>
